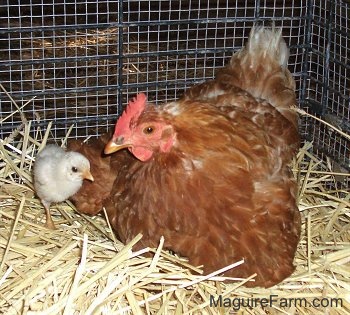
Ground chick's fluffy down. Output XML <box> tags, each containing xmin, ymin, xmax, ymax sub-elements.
<box><xmin>34</xmin><ymin>144</ymin><xmax>91</xmax><ymax>203</ymax></box>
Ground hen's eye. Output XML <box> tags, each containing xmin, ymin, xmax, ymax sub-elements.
<box><xmin>71</xmin><ymin>167</ymin><xmax>78</xmax><ymax>173</ymax></box>
<box><xmin>143</xmin><ymin>126</ymin><xmax>154</xmax><ymax>134</ymax></box>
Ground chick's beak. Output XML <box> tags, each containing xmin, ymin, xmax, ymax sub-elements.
<box><xmin>104</xmin><ymin>137</ymin><xmax>132</xmax><ymax>155</ymax></box>
<box><xmin>82</xmin><ymin>169</ymin><xmax>94</xmax><ymax>181</ymax></box>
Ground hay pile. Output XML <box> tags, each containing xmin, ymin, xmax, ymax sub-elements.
<box><xmin>0</xmin><ymin>97</ymin><xmax>349</xmax><ymax>314</ymax></box>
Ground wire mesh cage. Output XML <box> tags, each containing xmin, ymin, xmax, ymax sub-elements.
<box><xmin>0</xmin><ymin>0</ymin><xmax>349</xmax><ymax>178</ymax></box>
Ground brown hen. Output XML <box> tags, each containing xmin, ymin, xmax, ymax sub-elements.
<box><xmin>70</xmin><ymin>26</ymin><xmax>301</xmax><ymax>288</ymax></box>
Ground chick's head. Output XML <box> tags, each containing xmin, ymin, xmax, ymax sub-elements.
<box><xmin>61</xmin><ymin>152</ymin><xmax>94</xmax><ymax>182</ymax></box>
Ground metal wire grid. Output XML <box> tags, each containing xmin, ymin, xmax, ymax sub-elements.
<box><xmin>0</xmin><ymin>0</ymin><xmax>309</xmax><ymax>139</ymax></box>
<box><xmin>0</xmin><ymin>1</ymin><xmax>122</xmax><ymax>139</ymax></box>
<box><xmin>301</xmin><ymin>0</ymin><xmax>350</xmax><ymax>175</ymax></box>
<box><xmin>122</xmin><ymin>1</ymin><xmax>308</xmax><ymax>100</ymax></box>
<box><xmin>0</xmin><ymin>0</ymin><xmax>349</xmax><ymax>175</ymax></box>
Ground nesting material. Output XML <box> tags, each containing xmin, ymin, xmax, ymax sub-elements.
<box><xmin>0</xmin><ymin>96</ymin><xmax>349</xmax><ymax>314</ymax></box>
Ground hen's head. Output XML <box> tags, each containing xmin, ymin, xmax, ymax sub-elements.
<box><xmin>104</xmin><ymin>93</ymin><xmax>175</xmax><ymax>161</ymax></box>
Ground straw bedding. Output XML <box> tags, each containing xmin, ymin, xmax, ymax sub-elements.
<box><xmin>0</xmin><ymin>95</ymin><xmax>349</xmax><ymax>314</ymax></box>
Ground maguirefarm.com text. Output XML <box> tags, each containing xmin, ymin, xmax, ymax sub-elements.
<box><xmin>209</xmin><ymin>294</ymin><xmax>343</xmax><ymax>311</ymax></box>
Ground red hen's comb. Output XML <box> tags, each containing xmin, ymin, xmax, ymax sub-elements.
<box><xmin>114</xmin><ymin>93</ymin><xmax>147</xmax><ymax>136</ymax></box>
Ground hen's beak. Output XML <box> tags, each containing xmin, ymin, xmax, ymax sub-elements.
<box><xmin>104</xmin><ymin>138</ymin><xmax>132</xmax><ymax>155</ymax></box>
<box><xmin>82</xmin><ymin>170</ymin><xmax>94</xmax><ymax>182</ymax></box>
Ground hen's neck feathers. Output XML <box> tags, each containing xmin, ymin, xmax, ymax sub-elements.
<box><xmin>138</xmin><ymin>101</ymin><xmax>254</xmax><ymax>169</ymax></box>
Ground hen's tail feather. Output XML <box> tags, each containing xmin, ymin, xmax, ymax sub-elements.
<box><xmin>246</xmin><ymin>25</ymin><xmax>289</xmax><ymax>69</ymax></box>
<box><xmin>223</xmin><ymin>25</ymin><xmax>298</xmax><ymax>128</ymax></box>
<box><xmin>183</xmin><ymin>25</ymin><xmax>299</xmax><ymax>129</ymax></box>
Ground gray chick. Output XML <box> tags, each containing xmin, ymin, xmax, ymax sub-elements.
<box><xmin>33</xmin><ymin>144</ymin><xmax>94</xmax><ymax>229</ymax></box>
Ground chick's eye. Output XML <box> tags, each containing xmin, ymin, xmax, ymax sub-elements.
<box><xmin>143</xmin><ymin>126</ymin><xmax>154</xmax><ymax>134</ymax></box>
<box><xmin>71</xmin><ymin>167</ymin><xmax>78</xmax><ymax>173</ymax></box>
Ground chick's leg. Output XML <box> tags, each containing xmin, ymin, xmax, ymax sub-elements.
<box><xmin>42</xmin><ymin>200</ymin><xmax>56</xmax><ymax>230</ymax></box>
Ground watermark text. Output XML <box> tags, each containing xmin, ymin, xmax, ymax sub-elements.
<box><xmin>209</xmin><ymin>294</ymin><xmax>343</xmax><ymax>311</ymax></box>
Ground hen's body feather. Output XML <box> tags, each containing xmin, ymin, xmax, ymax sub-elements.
<box><xmin>69</xmin><ymin>26</ymin><xmax>301</xmax><ymax>287</ymax></box>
